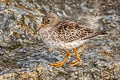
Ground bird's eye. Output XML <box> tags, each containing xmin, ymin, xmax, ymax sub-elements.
<box><xmin>47</xmin><ymin>19</ymin><xmax>50</xmax><ymax>22</ymax></box>
<box><xmin>42</xmin><ymin>17</ymin><xmax>51</xmax><ymax>24</ymax></box>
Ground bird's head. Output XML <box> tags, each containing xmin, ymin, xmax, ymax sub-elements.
<box><xmin>40</xmin><ymin>12</ymin><xmax>61</xmax><ymax>28</ymax></box>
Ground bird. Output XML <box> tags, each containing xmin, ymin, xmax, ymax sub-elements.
<box><xmin>38</xmin><ymin>12</ymin><xmax>105</xmax><ymax>68</ymax></box>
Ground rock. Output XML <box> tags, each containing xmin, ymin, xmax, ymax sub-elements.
<box><xmin>0</xmin><ymin>0</ymin><xmax>120</xmax><ymax>80</ymax></box>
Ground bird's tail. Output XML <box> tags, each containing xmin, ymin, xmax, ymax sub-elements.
<box><xmin>83</xmin><ymin>27</ymin><xmax>107</xmax><ymax>40</ymax></box>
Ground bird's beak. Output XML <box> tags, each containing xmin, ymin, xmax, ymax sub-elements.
<box><xmin>40</xmin><ymin>24</ymin><xmax>45</xmax><ymax>28</ymax></box>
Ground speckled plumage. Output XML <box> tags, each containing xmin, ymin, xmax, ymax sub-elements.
<box><xmin>40</xmin><ymin>12</ymin><xmax>104</xmax><ymax>50</ymax></box>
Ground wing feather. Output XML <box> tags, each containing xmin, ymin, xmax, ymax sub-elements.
<box><xmin>52</xmin><ymin>21</ymin><xmax>96</xmax><ymax>42</ymax></box>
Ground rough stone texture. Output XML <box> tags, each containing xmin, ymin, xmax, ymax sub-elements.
<box><xmin>0</xmin><ymin>0</ymin><xmax>120</xmax><ymax>80</ymax></box>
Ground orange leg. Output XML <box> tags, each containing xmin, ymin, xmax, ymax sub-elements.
<box><xmin>70</xmin><ymin>48</ymin><xmax>82</xmax><ymax>66</ymax></box>
<box><xmin>50</xmin><ymin>51</ymin><xmax>71</xmax><ymax>68</ymax></box>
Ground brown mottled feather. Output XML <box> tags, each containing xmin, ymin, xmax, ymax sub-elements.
<box><xmin>52</xmin><ymin>21</ymin><xmax>94</xmax><ymax>42</ymax></box>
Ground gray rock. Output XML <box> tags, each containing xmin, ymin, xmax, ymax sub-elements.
<box><xmin>0</xmin><ymin>0</ymin><xmax>120</xmax><ymax>80</ymax></box>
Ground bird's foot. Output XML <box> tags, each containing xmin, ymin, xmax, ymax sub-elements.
<box><xmin>50</xmin><ymin>62</ymin><xmax>65</xmax><ymax>68</ymax></box>
<box><xmin>69</xmin><ymin>60</ymin><xmax>82</xmax><ymax>66</ymax></box>
<box><xmin>50</xmin><ymin>51</ymin><xmax>71</xmax><ymax>68</ymax></box>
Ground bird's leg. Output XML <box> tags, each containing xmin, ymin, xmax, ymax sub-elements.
<box><xmin>50</xmin><ymin>51</ymin><xmax>71</xmax><ymax>68</ymax></box>
<box><xmin>70</xmin><ymin>48</ymin><xmax>82</xmax><ymax>66</ymax></box>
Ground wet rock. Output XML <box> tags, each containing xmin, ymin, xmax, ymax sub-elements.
<box><xmin>0</xmin><ymin>0</ymin><xmax>120</xmax><ymax>80</ymax></box>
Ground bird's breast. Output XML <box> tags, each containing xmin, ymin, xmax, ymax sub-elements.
<box><xmin>40</xmin><ymin>28</ymin><xmax>57</xmax><ymax>48</ymax></box>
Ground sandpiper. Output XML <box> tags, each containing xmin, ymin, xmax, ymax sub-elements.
<box><xmin>39</xmin><ymin>12</ymin><xmax>105</xmax><ymax>68</ymax></box>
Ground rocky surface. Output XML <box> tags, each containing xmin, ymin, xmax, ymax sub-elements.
<box><xmin>0</xmin><ymin>0</ymin><xmax>120</xmax><ymax>80</ymax></box>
